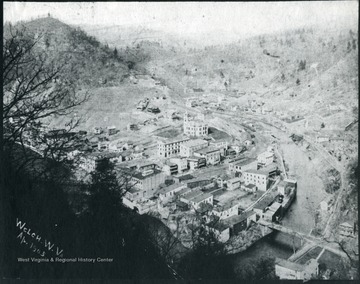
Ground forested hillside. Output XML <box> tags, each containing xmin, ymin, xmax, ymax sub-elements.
<box><xmin>4</xmin><ymin>17</ymin><xmax>131</xmax><ymax>88</ymax></box>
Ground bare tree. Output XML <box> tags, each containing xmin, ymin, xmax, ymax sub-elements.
<box><xmin>2</xmin><ymin>24</ymin><xmax>88</xmax><ymax>177</ymax></box>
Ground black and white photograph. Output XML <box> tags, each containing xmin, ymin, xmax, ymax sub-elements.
<box><xmin>1</xmin><ymin>1</ymin><xmax>358</xmax><ymax>281</ymax></box>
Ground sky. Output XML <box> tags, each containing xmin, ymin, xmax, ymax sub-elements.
<box><xmin>4</xmin><ymin>1</ymin><xmax>358</xmax><ymax>39</ymax></box>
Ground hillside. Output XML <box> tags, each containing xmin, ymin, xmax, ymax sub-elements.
<box><xmin>4</xmin><ymin>17</ymin><xmax>131</xmax><ymax>88</ymax></box>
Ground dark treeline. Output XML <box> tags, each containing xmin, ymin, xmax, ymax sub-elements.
<box><xmin>2</xmin><ymin>154</ymin><xmax>174</xmax><ymax>279</ymax></box>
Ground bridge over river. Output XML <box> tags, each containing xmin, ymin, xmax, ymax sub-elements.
<box><xmin>258</xmin><ymin>219</ymin><xmax>349</xmax><ymax>260</ymax></box>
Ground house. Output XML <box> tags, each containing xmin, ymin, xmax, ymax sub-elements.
<box><xmin>107</xmin><ymin>126</ymin><xmax>117</xmax><ymax>136</ymax></box>
<box><xmin>186</xmin><ymin>99</ymin><xmax>197</xmax><ymax>108</ymax></box>
<box><xmin>181</xmin><ymin>190</ymin><xmax>213</xmax><ymax>210</ymax></box>
<box><xmin>187</xmin><ymin>156</ymin><xmax>206</xmax><ymax>169</ymax></box>
<box><xmin>243</xmin><ymin>169</ymin><xmax>269</xmax><ymax>192</ymax></box>
<box><xmin>228</xmin><ymin>158</ymin><xmax>257</xmax><ymax>175</ymax></box>
<box><xmin>127</xmin><ymin>124</ymin><xmax>139</xmax><ymax>131</ymax></box>
<box><xmin>157</xmin><ymin>137</ymin><xmax>190</xmax><ymax>158</ymax></box>
<box><xmin>275</xmin><ymin>258</ymin><xmax>319</xmax><ymax>280</ymax></box>
<box><xmin>79</xmin><ymin>152</ymin><xmax>110</xmax><ymax>172</ymax></box>
<box><xmin>180</xmin><ymin>139</ymin><xmax>209</xmax><ymax>157</ymax></box>
<box><xmin>189</xmin><ymin>193</ymin><xmax>213</xmax><ymax>210</ymax></box>
<box><xmin>320</xmin><ymin>196</ymin><xmax>334</xmax><ymax>212</ymax></box>
<box><xmin>257</xmin><ymin>151</ymin><xmax>275</xmax><ymax>167</ymax></box>
<box><xmin>216</xmin><ymin>174</ymin><xmax>231</xmax><ymax>187</ymax></box>
<box><xmin>242</xmin><ymin>183</ymin><xmax>257</xmax><ymax>193</ymax></box>
<box><xmin>131</xmin><ymin>169</ymin><xmax>166</xmax><ymax>198</ymax></box>
<box><xmin>93</xmin><ymin>127</ymin><xmax>103</xmax><ymax>134</ymax></box>
<box><xmin>193</xmin><ymin>147</ymin><xmax>220</xmax><ymax>165</ymax></box>
<box><xmin>227</xmin><ymin>178</ymin><xmax>241</xmax><ymax>190</ymax></box>
<box><xmin>339</xmin><ymin>222</ymin><xmax>355</xmax><ymax>237</ymax></box>
<box><xmin>108</xmin><ymin>141</ymin><xmax>123</xmax><ymax>152</ymax></box>
<box><xmin>316</xmin><ymin>135</ymin><xmax>330</xmax><ymax>143</ymax></box>
<box><xmin>212</xmin><ymin>202</ymin><xmax>239</xmax><ymax>220</ymax></box>
<box><xmin>183</xmin><ymin>112</ymin><xmax>208</xmax><ymax>137</ymax></box>
<box><xmin>207</xmin><ymin>222</ymin><xmax>230</xmax><ymax>243</ymax></box>
<box><xmin>98</xmin><ymin>141</ymin><xmax>110</xmax><ymax>151</ymax></box>
<box><xmin>222</xmin><ymin>210</ymin><xmax>257</xmax><ymax>236</ymax></box>
<box><xmin>180</xmin><ymin>189</ymin><xmax>203</xmax><ymax>204</ymax></box>
<box><xmin>157</xmin><ymin>183</ymin><xmax>187</xmax><ymax>202</ymax></box>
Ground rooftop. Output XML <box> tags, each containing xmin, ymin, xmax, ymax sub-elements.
<box><xmin>275</xmin><ymin>258</ymin><xmax>305</xmax><ymax>271</ymax></box>
<box><xmin>157</xmin><ymin>183</ymin><xmax>185</xmax><ymax>195</ymax></box>
<box><xmin>253</xmin><ymin>194</ymin><xmax>275</xmax><ymax>210</ymax></box>
<box><xmin>182</xmin><ymin>139</ymin><xmax>208</xmax><ymax>148</ymax></box>
<box><xmin>176</xmin><ymin>174</ymin><xmax>194</xmax><ymax>182</ymax></box>
<box><xmin>222</xmin><ymin>210</ymin><xmax>256</xmax><ymax>226</ymax></box>
<box><xmin>228</xmin><ymin>177</ymin><xmax>241</xmax><ymax>183</ymax></box>
<box><xmin>194</xmin><ymin>146</ymin><xmax>220</xmax><ymax>155</ymax></box>
<box><xmin>158</xmin><ymin>136</ymin><xmax>190</xmax><ymax>145</ymax></box>
<box><xmin>191</xmin><ymin>192</ymin><xmax>213</xmax><ymax>203</ymax></box>
<box><xmin>231</xmin><ymin>158</ymin><xmax>257</xmax><ymax>167</ymax></box>
<box><xmin>268</xmin><ymin>202</ymin><xmax>282</xmax><ymax>212</ymax></box>
<box><xmin>243</xmin><ymin>183</ymin><xmax>256</xmax><ymax>189</ymax></box>
<box><xmin>213</xmin><ymin>201</ymin><xmax>238</xmax><ymax>212</ymax></box>
<box><xmin>132</xmin><ymin>168</ymin><xmax>162</xmax><ymax>180</ymax></box>
<box><xmin>182</xmin><ymin>189</ymin><xmax>203</xmax><ymax>200</ymax></box>
<box><xmin>177</xmin><ymin>187</ymin><xmax>192</xmax><ymax>196</ymax></box>
<box><xmin>244</xmin><ymin>165</ymin><xmax>277</xmax><ymax>176</ymax></box>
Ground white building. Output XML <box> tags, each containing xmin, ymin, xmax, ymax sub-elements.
<box><xmin>131</xmin><ymin>169</ymin><xmax>166</xmax><ymax>199</ymax></box>
<box><xmin>227</xmin><ymin>177</ymin><xmax>241</xmax><ymax>190</ymax></box>
<box><xmin>210</xmin><ymin>140</ymin><xmax>228</xmax><ymax>156</ymax></box>
<box><xmin>228</xmin><ymin>158</ymin><xmax>257</xmax><ymax>175</ymax></box>
<box><xmin>157</xmin><ymin>137</ymin><xmax>190</xmax><ymax>158</ymax></box>
<box><xmin>194</xmin><ymin>147</ymin><xmax>221</xmax><ymax>165</ymax></box>
<box><xmin>243</xmin><ymin>169</ymin><xmax>269</xmax><ymax>192</ymax></box>
<box><xmin>169</xmin><ymin>157</ymin><xmax>188</xmax><ymax>173</ymax></box>
<box><xmin>183</xmin><ymin>112</ymin><xmax>208</xmax><ymax>137</ymax></box>
<box><xmin>257</xmin><ymin>151</ymin><xmax>274</xmax><ymax>166</ymax></box>
<box><xmin>212</xmin><ymin>202</ymin><xmax>239</xmax><ymax>220</ymax></box>
<box><xmin>180</xmin><ymin>139</ymin><xmax>209</xmax><ymax>157</ymax></box>
<box><xmin>157</xmin><ymin>183</ymin><xmax>187</xmax><ymax>202</ymax></box>
<box><xmin>275</xmin><ymin>258</ymin><xmax>319</xmax><ymax>280</ymax></box>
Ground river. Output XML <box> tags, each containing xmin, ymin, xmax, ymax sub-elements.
<box><xmin>228</xmin><ymin>115</ymin><xmax>328</xmax><ymax>277</ymax></box>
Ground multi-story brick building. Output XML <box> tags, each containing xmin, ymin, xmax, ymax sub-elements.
<box><xmin>157</xmin><ymin>137</ymin><xmax>190</xmax><ymax>158</ymax></box>
<box><xmin>180</xmin><ymin>139</ymin><xmax>208</xmax><ymax>157</ymax></box>
<box><xmin>131</xmin><ymin>168</ymin><xmax>166</xmax><ymax>198</ymax></box>
<box><xmin>194</xmin><ymin>147</ymin><xmax>221</xmax><ymax>165</ymax></box>
<box><xmin>243</xmin><ymin>169</ymin><xmax>269</xmax><ymax>191</ymax></box>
